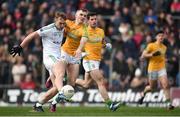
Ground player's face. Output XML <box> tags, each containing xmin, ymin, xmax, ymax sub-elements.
<box><xmin>55</xmin><ymin>17</ymin><xmax>66</xmax><ymax>30</ymax></box>
<box><xmin>156</xmin><ymin>33</ymin><xmax>164</xmax><ymax>42</ymax></box>
<box><xmin>88</xmin><ymin>15</ymin><xmax>97</xmax><ymax>28</ymax></box>
<box><xmin>75</xmin><ymin>10</ymin><xmax>87</xmax><ymax>23</ymax></box>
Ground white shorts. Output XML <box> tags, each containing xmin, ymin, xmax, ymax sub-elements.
<box><xmin>83</xmin><ymin>60</ymin><xmax>100</xmax><ymax>72</ymax></box>
<box><xmin>60</xmin><ymin>50</ymin><xmax>80</xmax><ymax>64</ymax></box>
<box><xmin>43</xmin><ymin>54</ymin><xmax>60</xmax><ymax>75</ymax></box>
<box><xmin>148</xmin><ymin>68</ymin><xmax>167</xmax><ymax>80</ymax></box>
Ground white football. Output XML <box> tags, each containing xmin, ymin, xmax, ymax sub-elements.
<box><xmin>61</xmin><ymin>85</ymin><xmax>75</xmax><ymax>98</ymax></box>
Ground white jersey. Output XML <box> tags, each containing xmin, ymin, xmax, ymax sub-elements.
<box><xmin>37</xmin><ymin>23</ymin><xmax>64</xmax><ymax>56</ymax></box>
<box><xmin>36</xmin><ymin>23</ymin><xmax>64</xmax><ymax>75</ymax></box>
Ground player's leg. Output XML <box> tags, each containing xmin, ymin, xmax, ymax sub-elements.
<box><xmin>75</xmin><ymin>72</ymin><xmax>93</xmax><ymax>88</ymax></box>
<box><xmin>51</xmin><ymin>52</ymin><xmax>75</xmax><ymax>105</ymax></box>
<box><xmin>90</xmin><ymin>70</ymin><xmax>109</xmax><ymax>100</ymax></box>
<box><xmin>75</xmin><ymin>59</ymin><xmax>94</xmax><ymax>88</ymax></box>
<box><xmin>45</xmin><ymin>77</ymin><xmax>52</xmax><ymax>89</ymax></box>
<box><xmin>138</xmin><ymin>79</ymin><xmax>157</xmax><ymax>104</ymax></box>
<box><xmin>158</xmin><ymin>69</ymin><xmax>174</xmax><ymax>109</ymax></box>
<box><xmin>34</xmin><ymin>74</ymin><xmax>58</xmax><ymax>112</ymax></box>
<box><xmin>33</xmin><ymin>56</ymin><xmax>58</xmax><ymax>112</ymax></box>
<box><xmin>50</xmin><ymin>60</ymin><xmax>71</xmax><ymax>104</ymax></box>
<box><xmin>66</xmin><ymin>64</ymin><xmax>80</xmax><ymax>87</ymax></box>
<box><xmin>89</xmin><ymin>69</ymin><xmax>120</xmax><ymax>111</ymax></box>
<box><xmin>53</xmin><ymin>61</ymin><xmax>67</xmax><ymax>91</ymax></box>
<box><xmin>45</xmin><ymin>71</ymin><xmax>68</xmax><ymax>88</ymax></box>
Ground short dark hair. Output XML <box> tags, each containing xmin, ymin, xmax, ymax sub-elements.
<box><xmin>54</xmin><ymin>11</ymin><xmax>66</xmax><ymax>20</ymax></box>
<box><xmin>155</xmin><ymin>30</ymin><xmax>164</xmax><ymax>35</ymax></box>
<box><xmin>87</xmin><ymin>12</ymin><xmax>97</xmax><ymax>19</ymax></box>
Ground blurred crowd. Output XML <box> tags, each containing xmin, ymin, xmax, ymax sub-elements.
<box><xmin>0</xmin><ymin>0</ymin><xmax>180</xmax><ymax>95</ymax></box>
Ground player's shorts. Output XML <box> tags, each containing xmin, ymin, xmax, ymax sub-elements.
<box><xmin>43</xmin><ymin>54</ymin><xmax>60</xmax><ymax>75</ymax></box>
<box><xmin>148</xmin><ymin>68</ymin><xmax>167</xmax><ymax>80</ymax></box>
<box><xmin>83</xmin><ymin>60</ymin><xmax>100</xmax><ymax>72</ymax></box>
<box><xmin>60</xmin><ymin>50</ymin><xmax>80</xmax><ymax>64</ymax></box>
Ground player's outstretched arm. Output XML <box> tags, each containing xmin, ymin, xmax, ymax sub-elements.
<box><xmin>20</xmin><ymin>31</ymin><xmax>40</xmax><ymax>48</ymax></box>
<box><xmin>10</xmin><ymin>31</ymin><xmax>40</xmax><ymax>57</ymax></box>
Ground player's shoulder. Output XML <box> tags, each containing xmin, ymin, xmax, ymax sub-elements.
<box><xmin>161</xmin><ymin>43</ymin><xmax>167</xmax><ymax>49</ymax></box>
<box><xmin>145</xmin><ymin>42</ymin><xmax>155</xmax><ymax>49</ymax></box>
<box><xmin>147</xmin><ymin>42</ymin><xmax>155</xmax><ymax>46</ymax></box>
<box><xmin>66</xmin><ymin>19</ymin><xmax>74</xmax><ymax>25</ymax></box>
<box><xmin>40</xmin><ymin>23</ymin><xmax>55</xmax><ymax>31</ymax></box>
<box><xmin>96</xmin><ymin>27</ymin><xmax>104</xmax><ymax>33</ymax></box>
<box><xmin>96</xmin><ymin>27</ymin><xmax>104</xmax><ymax>31</ymax></box>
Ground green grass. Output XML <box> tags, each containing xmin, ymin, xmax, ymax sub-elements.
<box><xmin>0</xmin><ymin>106</ymin><xmax>179</xmax><ymax>116</ymax></box>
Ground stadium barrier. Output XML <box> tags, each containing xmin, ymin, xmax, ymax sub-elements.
<box><xmin>1</xmin><ymin>88</ymin><xmax>179</xmax><ymax>107</ymax></box>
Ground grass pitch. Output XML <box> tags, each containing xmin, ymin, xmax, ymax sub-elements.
<box><xmin>0</xmin><ymin>106</ymin><xmax>179</xmax><ymax>116</ymax></box>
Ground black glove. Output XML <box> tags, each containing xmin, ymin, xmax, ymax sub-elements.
<box><xmin>152</xmin><ymin>51</ymin><xmax>161</xmax><ymax>56</ymax></box>
<box><xmin>10</xmin><ymin>45</ymin><xmax>23</xmax><ymax>57</ymax></box>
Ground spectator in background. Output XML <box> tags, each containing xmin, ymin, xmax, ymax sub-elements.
<box><xmin>130</xmin><ymin>68</ymin><xmax>146</xmax><ymax>90</ymax></box>
<box><xmin>157</xmin><ymin>11</ymin><xmax>167</xmax><ymax>30</ymax></box>
<box><xmin>20</xmin><ymin>72</ymin><xmax>36</xmax><ymax>89</ymax></box>
<box><xmin>26</xmin><ymin>54</ymin><xmax>41</xmax><ymax>85</ymax></box>
<box><xmin>131</xmin><ymin>5</ymin><xmax>144</xmax><ymax>33</ymax></box>
<box><xmin>122</xmin><ymin>7</ymin><xmax>132</xmax><ymax>24</ymax></box>
<box><xmin>112</xmin><ymin>50</ymin><xmax>130</xmax><ymax>91</ymax></box>
<box><xmin>0</xmin><ymin>46</ymin><xmax>11</xmax><ymax>85</ymax></box>
<box><xmin>144</xmin><ymin>8</ymin><xmax>157</xmax><ymax>32</ymax></box>
<box><xmin>113</xmin><ymin>50</ymin><xmax>127</xmax><ymax>76</ymax></box>
<box><xmin>110</xmin><ymin>10</ymin><xmax>122</xmax><ymax>34</ymax></box>
<box><xmin>110</xmin><ymin>72</ymin><xmax>120</xmax><ymax>91</ymax></box>
<box><xmin>11</xmin><ymin>56</ymin><xmax>27</xmax><ymax>86</ymax></box>
<box><xmin>170</xmin><ymin>0</ymin><xmax>180</xmax><ymax>14</ymax></box>
<box><xmin>126</xmin><ymin>57</ymin><xmax>136</xmax><ymax>80</ymax></box>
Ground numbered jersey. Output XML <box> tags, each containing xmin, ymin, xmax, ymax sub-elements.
<box><xmin>84</xmin><ymin>26</ymin><xmax>105</xmax><ymax>61</ymax></box>
<box><xmin>37</xmin><ymin>23</ymin><xmax>64</xmax><ymax>56</ymax></box>
<box><xmin>37</xmin><ymin>23</ymin><xmax>64</xmax><ymax>74</ymax></box>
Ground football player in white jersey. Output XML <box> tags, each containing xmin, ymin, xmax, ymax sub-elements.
<box><xmin>10</xmin><ymin>12</ymin><xmax>66</xmax><ymax>112</ymax></box>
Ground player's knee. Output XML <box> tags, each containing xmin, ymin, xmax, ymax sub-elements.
<box><xmin>96</xmin><ymin>77</ymin><xmax>104</xmax><ymax>83</ymax></box>
<box><xmin>57</xmin><ymin>73</ymin><xmax>65</xmax><ymax>79</ymax></box>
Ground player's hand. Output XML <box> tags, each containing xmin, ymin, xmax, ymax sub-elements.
<box><xmin>152</xmin><ymin>51</ymin><xmax>161</xmax><ymax>56</ymax></box>
<box><xmin>105</xmin><ymin>43</ymin><xmax>112</xmax><ymax>50</ymax></box>
<box><xmin>75</xmin><ymin>49</ymin><xmax>82</xmax><ymax>59</ymax></box>
<box><xmin>10</xmin><ymin>45</ymin><xmax>23</xmax><ymax>57</ymax></box>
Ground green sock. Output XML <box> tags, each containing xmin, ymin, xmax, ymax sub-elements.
<box><xmin>105</xmin><ymin>99</ymin><xmax>112</xmax><ymax>107</ymax></box>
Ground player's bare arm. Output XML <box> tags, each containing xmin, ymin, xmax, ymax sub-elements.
<box><xmin>75</xmin><ymin>36</ymin><xmax>88</xmax><ymax>58</ymax></box>
<box><xmin>20</xmin><ymin>31</ymin><xmax>40</xmax><ymax>48</ymax></box>
<box><xmin>10</xmin><ymin>31</ymin><xmax>40</xmax><ymax>57</ymax></box>
<box><xmin>141</xmin><ymin>50</ymin><xmax>153</xmax><ymax>59</ymax></box>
